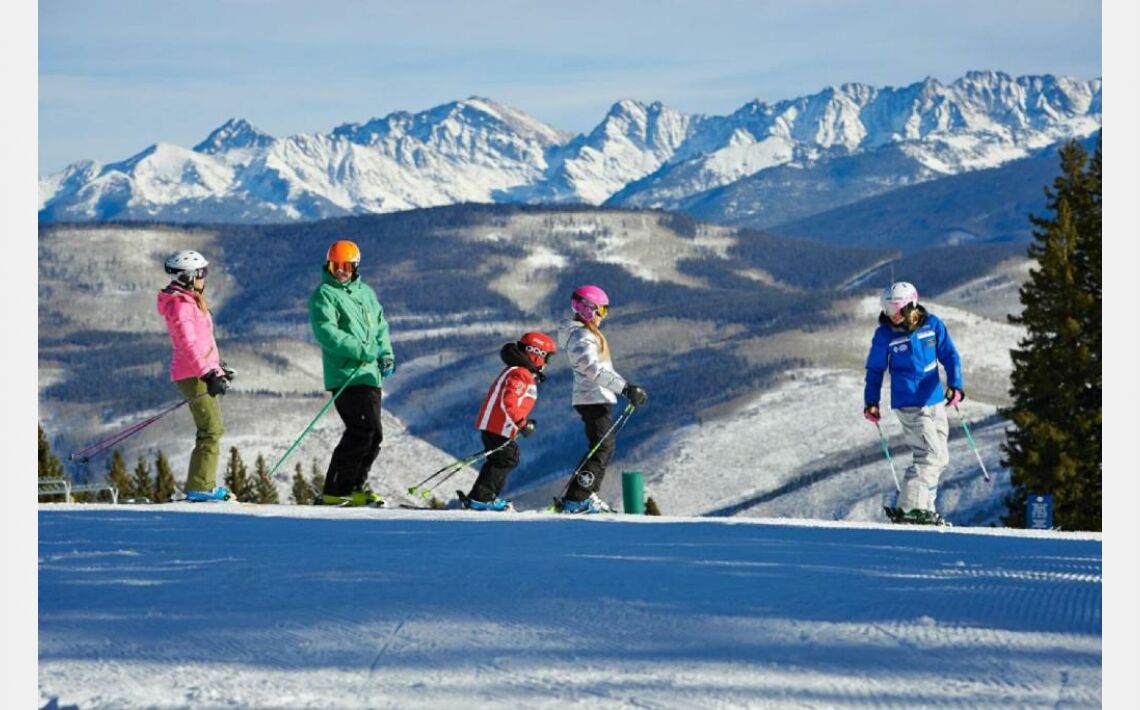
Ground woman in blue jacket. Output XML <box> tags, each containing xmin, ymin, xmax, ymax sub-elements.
<box><xmin>863</xmin><ymin>282</ymin><xmax>965</xmax><ymax>524</ymax></box>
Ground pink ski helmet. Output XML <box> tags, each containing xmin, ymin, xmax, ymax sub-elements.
<box><xmin>571</xmin><ymin>284</ymin><xmax>609</xmax><ymax>322</ymax></box>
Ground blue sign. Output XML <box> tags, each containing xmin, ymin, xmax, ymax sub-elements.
<box><xmin>1027</xmin><ymin>494</ymin><xmax>1053</xmax><ymax>530</ymax></box>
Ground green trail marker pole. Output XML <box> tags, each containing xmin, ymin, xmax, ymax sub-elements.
<box><xmin>622</xmin><ymin>470</ymin><xmax>645</xmax><ymax>514</ymax></box>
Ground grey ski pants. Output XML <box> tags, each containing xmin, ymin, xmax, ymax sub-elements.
<box><xmin>894</xmin><ymin>404</ymin><xmax>950</xmax><ymax>512</ymax></box>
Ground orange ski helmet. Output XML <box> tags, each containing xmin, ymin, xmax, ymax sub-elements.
<box><xmin>326</xmin><ymin>240</ymin><xmax>361</xmax><ymax>275</ymax></box>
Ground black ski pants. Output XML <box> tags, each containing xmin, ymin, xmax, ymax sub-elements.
<box><xmin>467</xmin><ymin>431</ymin><xmax>520</xmax><ymax>503</ymax></box>
<box><xmin>565</xmin><ymin>403</ymin><xmax>616</xmax><ymax>502</ymax></box>
<box><xmin>324</xmin><ymin>385</ymin><xmax>383</xmax><ymax>496</ymax></box>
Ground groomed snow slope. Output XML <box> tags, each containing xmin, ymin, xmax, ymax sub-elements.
<box><xmin>39</xmin><ymin>505</ymin><xmax>1101</xmax><ymax>709</ymax></box>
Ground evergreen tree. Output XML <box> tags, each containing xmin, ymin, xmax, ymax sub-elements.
<box><xmin>253</xmin><ymin>455</ymin><xmax>280</xmax><ymax>504</ymax></box>
<box><xmin>38</xmin><ymin>423</ymin><xmax>65</xmax><ymax>480</ymax></box>
<box><xmin>1001</xmin><ymin>138</ymin><xmax>1102</xmax><ymax>531</ymax></box>
<box><xmin>291</xmin><ymin>462</ymin><xmax>314</xmax><ymax>505</ymax></box>
<box><xmin>153</xmin><ymin>450</ymin><xmax>177</xmax><ymax>503</ymax></box>
<box><xmin>39</xmin><ymin>423</ymin><xmax>67</xmax><ymax>502</ymax></box>
<box><xmin>131</xmin><ymin>456</ymin><xmax>153</xmax><ymax>501</ymax></box>
<box><xmin>105</xmin><ymin>449</ymin><xmax>132</xmax><ymax>502</ymax></box>
<box><xmin>224</xmin><ymin>446</ymin><xmax>254</xmax><ymax>502</ymax></box>
<box><xmin>310</xmin><ymin>459</ymin><xmax>326</xmax><ymax>498</ymax></box>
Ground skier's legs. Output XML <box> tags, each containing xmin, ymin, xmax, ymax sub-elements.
<box><xmin>565</xmin><ymin>404</ymin><xmax>615</xmax><ymax>501</ymax></box>
<box><xmin>894</xmin><ymin>405</ymin><xmax>950</xmax><ymax>511</ymax></box>
<box><xmin>324</xmin><ymin>386</ymin><xmax>382</xmax><ymax>496</ymax></box>
<box><xmin>468</xmin><ymin>431</ymin><xmax>520</xmax><ymax>502</ymax></box>
<box><xmin>175</xmin><ymin>377</ymin><xmax>225</xmax><ymax>492</ymax></box>
<box><xmin>351</xmin><ymin>388</ymin><xmax>384</xmax><ymax>491</ymax></box>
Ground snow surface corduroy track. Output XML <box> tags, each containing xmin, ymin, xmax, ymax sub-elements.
<box><xmin>39</xmin><ymin>505</ymin><xmax>1101</xmax><ymax>709</ymax></box>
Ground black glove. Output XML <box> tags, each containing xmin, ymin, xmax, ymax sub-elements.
<box><xmin>220</xmin><ymin>361</ymin><xmax>236</xmax><ymax>381</ymax></box>
<box><xmin>520</xmin><ymin>419</ymin><xmax>536</xmax><ymax>438</ymax></box>
<box><xmin>863</xmin><ymin>404</ymin><xmax>881</xmax><ymax>424</ymax></box>
<box><xmin>622</xmin><ymin>383</ymin><xmax>648</xmax><ymax>407</ymax></box>
<box><xmin>202</xmin><ymin>369</ymin><xmax>229</xmax><ymax>397</ymax></box>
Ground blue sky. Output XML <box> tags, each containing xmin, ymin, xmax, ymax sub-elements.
<box><xmin>38</xmin><ymin>0</ymin><xmax>1102</xmax><ymax>175</ymax></box>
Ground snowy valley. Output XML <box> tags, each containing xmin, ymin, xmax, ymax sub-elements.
<box><xmin>40</xmin><ymin>204</ymin><xmax>1029</xmax><ymax>526</ymax></box>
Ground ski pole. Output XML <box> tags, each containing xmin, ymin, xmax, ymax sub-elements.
<box><xmin>68</xmin><ymin>393</ymin><xmax>208</xmax><ymax>463</ymax></box>
<box><xmin>407</xmin><ymin>449</ymin><xmax>487</xmax><ymax>496</ymax></box>
<box><xmin>558</xmin><ymin>403</ymin><xmax>637</xmax><ymax>500</ymax></box>
<box><xmin>954</xmin><ymin>405</ymin><xmax>992</xmax><ymax>482</ymax></box>
<box><xmin>408</xmin><ymin>435</ymin><xmax>518</xmax><ymax>498</ymax></box>
<box><xmin>874</xmin><ymin>421</ymin><xmax>902</xmax><ymax>493</ymax></box>
<box><xmin>266</xmin><ymin>363</ymin><xmax>365</xmax><ymax>481</ymax></box>
<box><xmin>418</xmin><ymin>435</ymin><xmax>519</xmax><ymax>498</ymax></box>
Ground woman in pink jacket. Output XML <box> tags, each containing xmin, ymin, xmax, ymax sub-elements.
<box><xmin>157</xmin><ymin>250</ymin><xmax>233</xmax><ymax>501</ymax></box>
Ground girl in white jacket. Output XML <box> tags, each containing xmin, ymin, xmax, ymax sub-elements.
<box><xmin>556</xmin><ymin>284</ymin><xmax>648</xmax><ymax>513</ymax></box>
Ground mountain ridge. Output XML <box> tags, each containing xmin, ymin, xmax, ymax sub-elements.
<box><xmin>40</xmin><ymin>71</ymin><xmax>1100</xmax><ymax>227</ymax></box>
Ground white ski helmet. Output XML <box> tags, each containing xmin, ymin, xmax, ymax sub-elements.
<box><xmin>164</xmin><ymin>250</ymin><xmax>209</xmax><ymax>284</ymax></box>
<box><xmin>880</xmin><ymin>281</ymin><xmax>918</xmax><ymax>317</ymax></box>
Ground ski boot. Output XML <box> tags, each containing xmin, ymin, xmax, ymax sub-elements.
<box><xmin>884</xmin><ymin>506</ymin><xmax>948</xmax><ymax>526</ymax></box>
<box><xmin>457</xmin><ymin>491</ymin><xmax>514</xmax><ymax>512</ymax></box>
<box><xmin>557</xmin><ymin>493</ymin><xmax>613</xmax><ymax>514</ymax></box>
<box><xmin>186</xmin><ymin>486</ymin><xmax>232</xmax><ymax>502</ymax></box>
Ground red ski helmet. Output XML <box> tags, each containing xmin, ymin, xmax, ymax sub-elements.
<box><xmin>571</xmin><ymin>284</ymin><xmax>609</xmax><ymax>322</ymax></box>
<box><xmin>518</xmin><ymin>331</ymin><xmax>556</xmax><ymax>369</ymax></box>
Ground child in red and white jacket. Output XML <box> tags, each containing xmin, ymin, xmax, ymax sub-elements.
<box><xmin>462</xmin><ymin>331</ymin><xmax>556</xmax><ymax>511</ymax></box>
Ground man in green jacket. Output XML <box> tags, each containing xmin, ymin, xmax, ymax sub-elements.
<box><xmin>308</xmin><ymin>239</ymin><xmax>396</xmax><ymax>506</ymax></box>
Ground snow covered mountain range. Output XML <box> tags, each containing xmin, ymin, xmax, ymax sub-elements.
<box><xmin>39</xmin><ymin>71</ymin><xmax>1101</xmax><ymax>226</ymax></box>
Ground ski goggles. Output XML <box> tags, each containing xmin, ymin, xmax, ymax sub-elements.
<box><xmin>192</xmin><ymin>267</ymin><xmax>208</xmax><ymax>280</ymax></box>
<box><xmin>594</xmin><ymin>304</ymin><xmax>608</xmax><ymax>318</ymax></box>
<box><xmin>328</xmin><ymin>260</ymin><xmax>358</xmax><ymax>274</ymax></box>
<box><xmin>883</xmin><ymin>301</ymin><xmax>917</xmax><ymax>318</ymax></box>
<box><xmin>524</xmin><ymin>344</ymin><xmax>555</xmax><ymax>362</ymax></box>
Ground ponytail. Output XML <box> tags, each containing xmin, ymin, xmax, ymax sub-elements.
<box><xmin>581</xmin><ymin>317</ymin><xmax>608</xmax><ymax>356</ymax></box>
